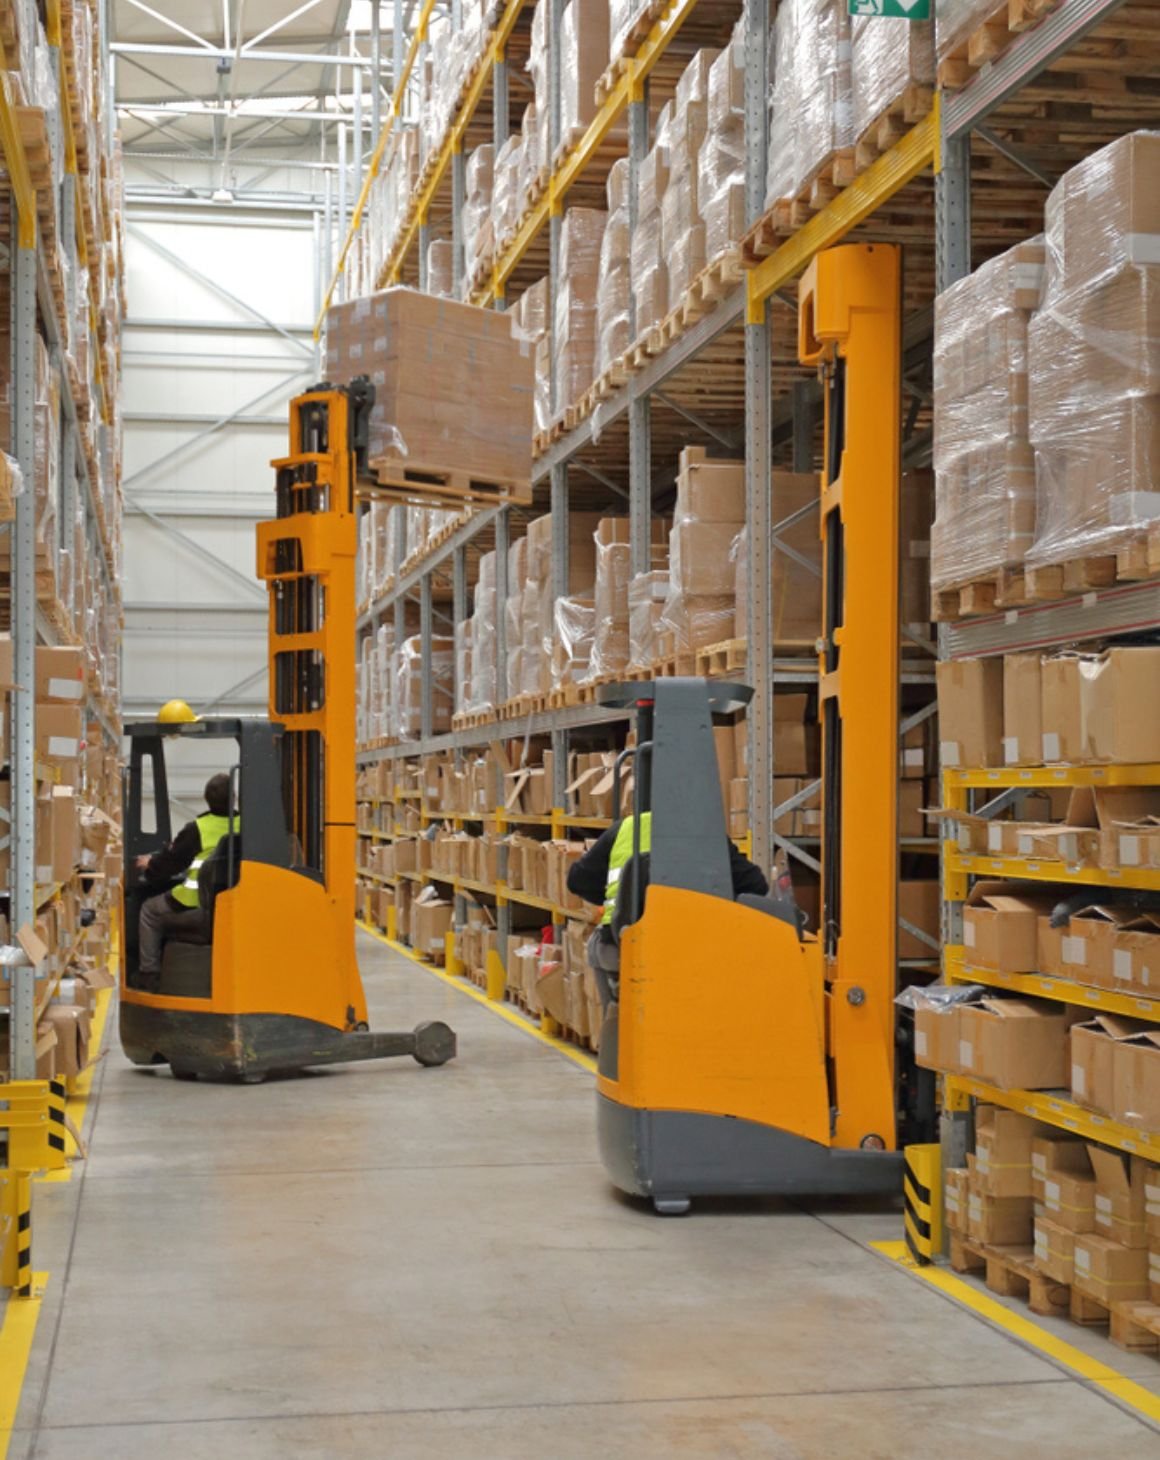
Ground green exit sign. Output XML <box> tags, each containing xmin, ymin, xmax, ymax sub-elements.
<box><xmin>849</xmin><ymin>0</ymin><xmax>931</xmax><ymax>16</ymax></box>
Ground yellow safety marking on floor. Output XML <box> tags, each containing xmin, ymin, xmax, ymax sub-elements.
<box><xmin>37</xmin><ymin>984</ymin><xmax>114</xmax><ymax>1184</ymax></box>
<box><xmin>357</xmin><ymin>921</ymin><xmax>598</xmax><ymax>1074</ymax></box>
<box><xmin>0</xmin><ymin>1270</ymin><xmax>47</xmax><ymax>1460</ymax></box>
<box><xmin>872</xmin><ymin>1239</ymin><xmax>1160</xmax><ymax>1428</ymax></box>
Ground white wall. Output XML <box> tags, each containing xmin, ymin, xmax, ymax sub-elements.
<box><xmin>122</xmin><ymin>202</ymin><xmax>319</xmax><ymax>797</ymax></box>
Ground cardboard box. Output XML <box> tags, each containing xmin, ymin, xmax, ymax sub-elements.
<box><xmin>36</xmin><ymin>703</ymin><xmax>83</xmax><ymax>778</ymax></box>
<box><xmin>944</xmin><ymin>1167</ymin><xmax>968</xmax><ymax>1234</ymax></box>
<box><xmin>1040</xmin><ymin>654</ymin><xmax>1087</xmax><ymax>764</ymax></box>
<box><xmin>675</xmin><ymin>446</ymin><xmax>745</xmax><ymax>522</ymax></box>
<box><xmin>1003</xmin><ymin>654</ymin><xmax>1042</xmax><ymax>767</ymax></box>
<box><xmin>1081</xmin><ymin>647</ymin><xmax>1160</xmax><ymax>764</ymax></box>
<box><xmin>1088</xmin><ymin>1146</ymin><xmax>1150</xmax><ymax>1249</ymax></box>
<box><xmin>962</xmin><ymin>882</ymin><xmax>1056</xmax><ymax>973</ymax></box>
<box><xmin>937</xmin><ymin>658</ymin><xmax>1004</xmax><ymax>769</ymax></box>
<box><xmin>1113</xmin><ymin>1030</ymin><xmax>1160</xmax><ymax>1131</ymax></box>
<box><xmin>967</xmin><ymin>1187</ymin><xmax>1034</xmax><ymax>1246</ymax></box>
<box><xmin>913</xmin><ymin>1000</ymin><xmax>962</xmax><ymax>1074</ymax></box>
<box><xmin>1031</xmin><ymin>1135</ymin><xmax>1090</xmax><ymax>1204</ymax></box>
<box><xmin>670</xmin><ymin>519</ymin><xmax>743</xmax><ymax>595</ymax></box>
<box><xmin>1147</xmin><ymin>1174</ymin><xmax>1160</xmax><ymax>1244</ymax></box>
<box><xmin>41</xmin><ymin>1002</ymin><xmax>92</xmax><ymax>1077</ymax></box>
<box><xmin>1073</xmin><ymin>1233</ymin><xmax>1150</xmax><ymax>1304</ymax></box>
<box><xmin>1110</xmin><ymin>914</ymin><xmax>1160</xmax><ymax>994</ymax></box>
<box><xmin>411</xmin><ymin>888</ymin><xmax>452</xmax><ymax>959</ymax></box>
<box><xmin>1034</xmin><ymin>1216</ymin><xmax>1076</xmax><ymax>1283</ymax></box>
<box><xmin>1042</xmin><ymin>1170</ymin><xmax>1097</xmax><ymax>1232</ymax></box>
<box><xmin>1072</xmin><ymin>1015</ymin><xmax>1149</xmax><ymax>1115</ymax></box>
<box><xmin>974</xmin><ymin>1106</ymin><xmax>1047</xmax><ymax>1197</ymax></box>
<box><xmin>1062</xmin><ymin>905</ymin><xmax>1139</xmax><ymax>989</ymax></box>
<box><xmin>959</xmin><ymin>996</ymin><xmax>1073</xmax><ymax>1090</ymax></box>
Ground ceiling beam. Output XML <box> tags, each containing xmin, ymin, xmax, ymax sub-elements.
<box><xmin>112</xmin><ymin>42</ymin><xmax>378</xmax><ymax>67</ymax></box>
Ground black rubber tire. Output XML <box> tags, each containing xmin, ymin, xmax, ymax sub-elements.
<box><xmin>170</xmin><ymin>1066</ymin><xmax>198</xmax><ymax>1082</ymax></box>
<box><xmin>412</xmin><ymin>1019</ymin><xmax>457</xmax><ymax>1067</ymax></box>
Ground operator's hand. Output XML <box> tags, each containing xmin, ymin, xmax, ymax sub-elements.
<box><xmin>135</xmin><ymin>855</ymin><xmax>150</xmax><ymax>872</ymax></box>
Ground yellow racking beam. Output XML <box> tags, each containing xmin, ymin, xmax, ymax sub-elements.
<box><xmin>384</xmin><ymin>0</ymin><xmax>532</xmax><ymax>288</ymax></box>
<box><xmin>947</xmin><ymin>763</ymin><xmax>1160</xmax><ymax>789</ymax></box>
<box><xmin>0</xmin><ymin>34</ymin><xmax>37</xmax><ymax>249</ymax></box>
<box><xmin>315</xmin><ymin>0</ymin><xmax>438</xmax><ymax>335</ymax></box>
<box><xmin>479</xmin><ymin>0</ymin><xmax>705</xmax><ymax>303</ymax></box>
<box><xmin>746</xmin><ymin>102</ymin><xmax>939</xmax><ymax>323</ymax></box>
<box><xmin>946</xmin><ymin>850</ymin><xmax>1160</xmax><ymax>893</ymax></box>
<box><xmin>946</xmin><ymin>1074</ymin><xmax>1160</xmax><ymax>1164</ymax></box>
<box><xmin>945</xmin><ymin>949</ymin><xmax>1160</xmax><ymax>1023</ymax></box>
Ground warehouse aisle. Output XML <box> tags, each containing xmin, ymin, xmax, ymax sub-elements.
<box><xmin>8</xmin><ymin>934</ymin><xmax>1159</xmax><ymax>1459</ymax></box>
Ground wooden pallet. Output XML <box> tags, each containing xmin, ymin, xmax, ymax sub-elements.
<box><xmin>593</xmin><ymin>0</ymin><xmax>666</xmax><ymax>106</ymax></box>
<box><xmin>949</xmin><ymin>1235</ymin><xmax>1070</xmax><ymax>1318</ymax></box>
<box><xmin>932</xmin><ymin>565</ymin><xmax>1030</xmax><ymax>621</ymax></box>
<box><xmin>695</xmin><ymin>638</ymin><xmax>748</xmax><ymax>678</ymax></box>
<box><xmin>937</xmin><ymin>0</ymin><xmax>1061</xmax><ymax>89</ymax></box>
<box><xmin>851</xmin><ymin>84</ymin><xmax>934</xmax><ymax>176</ymax></box>
<box><xmin>366</xmin><ymin>460</ymin><xmax>532</xmax><ymax>509</ymax></box>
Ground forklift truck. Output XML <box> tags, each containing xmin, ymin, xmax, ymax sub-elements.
<box><xmin>119</xmin><ymin>383</ymin><xmax>455</xmax><ymax>1081</ymax></box>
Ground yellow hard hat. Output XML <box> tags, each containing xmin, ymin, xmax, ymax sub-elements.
<box><xmin>158</xmin><ymin>699</ymin><xmax>198</xmax><ymax>725</ymax></box>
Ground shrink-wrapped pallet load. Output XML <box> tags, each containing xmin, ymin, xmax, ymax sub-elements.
<box><xmin>849</xmin><ymin>16</ymin><xmax>934</xmax><ymax>144</ymax></box>
<box><xmin>766</xmin><ymin>0</ymin><xmax>852</xmax><ymax>209</ymax></box>
<box><xmin>931</xmin><ymin>238</ymin><xmax>1046</xmax><ymax>595</ymax></box>
<box><xmin>630</xmin><ymin>112</ymin><xmax>670</xmax><ymax>338</ymax></box>
<box><xmin>553</xmin><ymin>208</ymin><xmax>607</xmax><ymax>415</ymax></box>
<box><xmin>1026</xmin><ymin>132</ymin><xmax>1160</xmax><ymax>575</ymax></box>
<box><xmin>699</xmin><ymin>31</ymin><xmax>747</xmax><ymax>263</ymax></box>
<box><xmin>596</xmin><ymin>161</ymin><xmax>632</xmax><ymax>376</ymax></box>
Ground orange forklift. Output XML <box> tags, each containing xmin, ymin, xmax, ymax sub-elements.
<box><xmin>119</xmin><ymin>382</ymin><xmax>455</xmax><ymax>1081</ymax></box>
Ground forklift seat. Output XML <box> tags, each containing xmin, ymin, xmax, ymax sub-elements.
<box><xmin>157</xmin><ymin>834</ymin><xmax>242</xmax><ymax>998</ymax></box>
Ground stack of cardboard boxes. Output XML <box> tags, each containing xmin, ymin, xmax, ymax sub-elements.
<box><xmin>658</xmin><ymin>447</ymin><xmax>745</xmax><ymax>656</ymax></box>
<box><xmin>553</xmin><ymin>209</ymin><xmax>607</xmax><ymax>417</ymax></box>
<box><xmin>596</xmin><ymin>161</ymin><xmax>632</xmax><ymax>376</ymax></box>
<box><xmin>765</xmin><ymin>0</ymin><xmax>852</xmax><ymax>210</ymax></box>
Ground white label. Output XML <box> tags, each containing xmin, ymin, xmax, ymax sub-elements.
<box><xmin>940</xmin><ymin>739</ymin><xmax>962</xmax><ymax>768</ymax></box>
<box><xmin>35</xmin><ymin>863</ymin><xmax>52</xmax><ymax>884</ymax></box>
<box><xmin>1003</xmin><ymin>736</ymin><xmax>1019</xmax><ymax>765</ymax></box>
<box><xmin>988</xmin><ymin>825</ymin><xmax>1004</xmax><ymax>853</ymax></box>
<box><xmin>1032</xmin><ymin>1153</ymin><xmax>1047</xmax><ymax>1173</ymax></box>
<box><xmin>964</xmin><ymin>922</ymin><xmax>976</xmax><ymax>949</ymax></box>
<box><xmin>1120</xmin><ymin>835</ymin><xmax>1142</xmax><ymax>867</ymax></box>
<box><xmin>969</xmin><ymin>1195</ymin><xmax>982</xmax><ymax>1216</ymax></box>
<box><xmin>946</xmin><ymin>1193</ymin><xmax>960</xmax><ymax>1214</ymax></box>
<box><xmin>1095</xmin><ymin>1195</ymin><xmax>1112</xmax><ymax>1216</ymax></box>
<box><xmin>47</xmin><ymin>736</ymin><xmax>78</xmax><ymax>758</ymax></box>
<box><xmin>1045</xmin><ymin>1179</ymin><xmax>1061</xmax><ymax>1208</ymax></box>
<box><xmin>46</xmin><ymin>676</ymin><xmax>82</xmax><ymax>701</ymax></box>
<box><xmin>1017</xmin><ymin>832</ymin><xmax>1036</xmax><ymax>857</ymax></box>
<box><xmin>959</xmin><ymin>1039</ymin><xmax>974</xmax><ymax>1070</ymax></box>
<box><xmin>1012</xmin><ymin>262</ymin><xmax>1045</xmax><ymax>292</ymax></box>
<box><xmin>1042</xmin><ymin>732</ymin><xmax>1061</xmax><ymax>762</ymax></box>
<box><xmin>1146</xmin><ymin>1182</ymin><xmax>1160</xmax><ymax>1205</ymax></box>
<box><xmin>976</xmin><ymin>1148</ymin><xmax>992</xmax><ymax>1171</ymax></box>
<box><xmin>1126</xmin><ymin>233</ymin><xmax>1160</xmax><ymax>265</ymax></box>
<box><xmin>914</xmin><ymin>1029</ymin><xmax>928</xmax><ymax>1057</ymax></box>
<box><xmin>1034</xmin><ymin>1233</ymin><xmax>1049</xmax><ymax>1260</ymax></box>
<box><xmin>1072</xmin><ymin>1063</ymin><xmax>1086</xmax><ymax>1097</ymax></box>
<box><xmin>1062</xmin><ymin>936</ymin><xmax>1086</xmax><ymax>966</ymax></box>
<box><xmin>1114</xmin><ymin>949</ymin><xmax>1133</xmax><ymax>984</ymax></box>
<box><xmin>1151</xmin><ymin>1255</ymin><xmax>1160</xmax><ymax>1278</ymax></box>
<box><xmin>1074</xmin><ymin>1246</ymin><xmax>1092</xmax><ymax>1273</ymax></box>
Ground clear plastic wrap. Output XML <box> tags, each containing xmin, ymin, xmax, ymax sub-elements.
<box><xmin>559</xmin><ymin>0</ymin><xmax>611</xmax><ymax>159</ymax></box>
<box><xmin>1026</xmin><ymin>133</ymin><xmax>1160</xmax><ymax>569</ymax></box>
<box><xmin>658</xmin><ymin>447</ymin><xmax>746</xmax><ymax>654</ymax></box>
<box><xmin>765</xmin><ymin>0</ymin><xmax>853</xmax><ymax>207</ymax></box>
<box><xmin>609</xmin><ymin>0</ymin><xmax>649</xmax><ymax>66</ymax></box>
<box><xmin>553</xmin><ymin>596</ymin><xmax>596</xmax><ymax>686</ymax></box>
<box><xmin>590</xmin><ymin>534</ymin><xmax>632</xmax><ymax>678</ymax></box>
<box><xmin>426</xmin><ymin>239</ymin><xmax>453</xmax><ymax>297</ymax></box>
<box><xmin>935</xmin><ymin>0</ymin><xmax>1002</xmax><ymax>69</ymax></box>
<box><xmin>597</xmin><ymin>160</ymin><xmax>632</xmax><ymax>375</ymax></box>
<box><xmin>849</xmin><ymin>17</ymin><xmax>934</xmax><ymax>143</ymax></box>
<box><xmin>395</xmin><ymin>634</ymin><xmax>455</xmax><ymax>739</ymax></box>
<box><xmin>553</xmin><ymin>209</ymin><xmax>607</xmax><ymax>414</ymax></box>
<box><xmin>516</xmin><ymin>276</ymin><xmax>552</xmax><ymax>433</ymax></box>
<box><xmin>490</xmin><ymin>133</ymin><xmax>525</xmax><ymax>260</ymax></box>
<box><xmin>519</xmin><ymin>104</ymin><xmax>543</xmax><ymax>205</ymax></box>
<box><xmin>628</xmin><ymin>571</ymin><xmax>669</xmax><ymax>669</ymax></box>
<box><xmin>698</xmin><ymin>118</ymin><xmax>746</xmax><ymax>265</ymax></box>
<box><xmin>932</xmin><ymin>237</ymin><xmax>1045</xmax><ymax>591</ymax></box>
<box><xmin>463</xmin><ymin>144</ymin><xmax>496</xmax><ymax>294</ymax></box>
<box><xmin>528</xmin><ymin>0</ymin><xmax>551</xmax><ymax>177</ymax></box>
<box><xmin>469</xmin><ymin>550</ymin><xmax>499</xmax><ymax>712</ymax></box>
<box><xmin>631</xmin><ymin>121</ymin><xmax>671</xmax><ymax>337</ymax></box>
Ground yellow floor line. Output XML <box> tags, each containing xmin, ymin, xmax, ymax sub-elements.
<box><xmin>357</xmin><ymin>921</ymin><xmax>598</xmax><ymax>1074</ymax></box>
<box><xmin>0</xmin><ymin>1271</ymin><xmax>47</xmax><ymax>1460</ymax></box>
<box><xmin>872</xmin><ymin>1240</ymin><xmax>1160</xmax><ymax>1428</ymax></box>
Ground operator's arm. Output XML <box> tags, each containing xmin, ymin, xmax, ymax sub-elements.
<box><xmin>141</xmin><ymin>821</ymin><xmax>201</xmax><ymax>885</ymax></box>
<box><xmin>566</xmin><ymin>823</ymin><xmax>619</xmax><ymax>906</ymax></box>
<box><xmin>728</xmin><ymin>842</ymin><xmax>770</xmax><ymax>899</ymax></box>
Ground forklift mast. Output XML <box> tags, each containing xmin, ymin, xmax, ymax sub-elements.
<box><xmin>798</xmin><ymin>243</ymin><xmax>902</xmax><ymax>1151</ymax></box>
<box><xmin>256</xmin><ymin>379</ymin><xmax>374</xmax><ymax>915</ymax></box>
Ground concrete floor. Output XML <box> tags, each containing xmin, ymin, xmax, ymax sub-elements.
<box><xmin>8</xmin><ymin>932</ymin><xmax>1160</xmax><ymax>1458</ymax></box>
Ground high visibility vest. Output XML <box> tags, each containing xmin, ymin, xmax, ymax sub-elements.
<box><xmin>171</xmin><ymin>812</ymin><xmax>238</xmax><ymax>909</ymax></box>
<box><xmin>602</xmin><ymin>812</ymin><xmax>651</xmax><ymax>926</ymax></box>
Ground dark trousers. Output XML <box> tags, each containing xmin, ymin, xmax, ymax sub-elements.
<box><xmin>139</xmin><ymin>891</ymin><xmax>206</xmax><ymax>975</ymax></box>
<box><xmin>587</xmin><ymin>926</ymin><xmax>620</xmax><ymax>1008</ymax></box>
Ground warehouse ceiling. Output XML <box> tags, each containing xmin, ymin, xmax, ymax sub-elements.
<box><xmin>113</xmin><ymin>0</ymin><xmax>422</xmax><ymax>200</ymax></box>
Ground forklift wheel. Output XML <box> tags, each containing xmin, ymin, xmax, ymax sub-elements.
<box><xmin>653</xmin><ymin>1197</ymin><xmax>692</xmax><ymax>1216</ymax></box>
<box><xmin>412</xmin><ymin>1020</ymin><xmax>456</xmax><ymax>1067</ymax></box>
<box><xmin>170</xmin><ymin>1066</ymin><xmax>198</xmax><ymax>1082</ymax></box>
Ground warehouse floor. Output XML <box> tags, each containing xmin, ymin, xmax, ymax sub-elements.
<box><xmin>6</xmin><ymin>934</ymin><xmax>1160</xmax><ymax>1459</ymax></box>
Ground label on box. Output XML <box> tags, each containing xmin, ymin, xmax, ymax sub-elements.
<box><xmin>1045</xmin><ymin>1179</ymin><xmax>1061</xmax><ymax>1209</ymax></box>
<box><xmin>1013</xmin><ymin>262</ymin><xmax>1046</xmax><ymax>292</ymax></box>
<box><xmin>1072</xmin><ymin>1063</ymin><xmax>1086</xmax><ymax>1097</ymax></box>
<box><xmin>1074</xmin><ymin>1245</ymin><xmax>1091</xmax><ymax>1273</ymax></box>
<box><xmin>46</xmin><ymin>677</ymin><xmax>83</xmax><ymax>701</ymax></box>
<box><xmin>1042</xmin><ymin>732</ymin><xmax>1061</xmax><ymax>762</ymax></box>
<box><xmin>1095</xmin><ymin>1196</ymin><xmax>1112</xmax><ymax>1227</ymax></box>
<box><xmin>1146</xmin><ymin>1182</ymin><xmax>1160</xmax><ymax>1210</ymax></box>
<box><xmin>1032</xmin><ymin>1153</ymin><xmax>1047</xmax><ymax>1173</ymax></box>
<box><xmin>1017</xmin><ymin>832</ymin><xmax>1036</xmax><ymax>857</ymax></box>
<box><xmin>47</xmin><ymin>736</ymin><xmax>79</xmax><ymax>758</ymax></box>
<box><xmin>1061</xmin><ymin>936</ymin><xmax>1086</xmax><ymax>966</ymax></box>
<box><xmin>1120</xmin><ymin>835</ymin><xmax>1142</xmax><ymax>867</ymax></box>
<box><xmin>1003</xmin><ymin>737</ymin><xmax>1018</xmax><ymax>766</ymax></box>
<box><xmin>988</xmin><ymin>825</ymin><xmax>1004</xmax><ymax>853</ymax></box>
<box><xmin>1126</xmin><ymin>233</ymin><xmax>1160</xmax><ymax>265</ymax></box>
<box><xmin>1034</xmin><ymin>1232</ymin><xmax>1048</xmax><ymax>1261</ymax></box>
<box><xmin>976</xmin><ymin>1148</ymin><xmax>991</xmax><ymax>1172</ymax></box>
<box><xmin>1151</xmin><ymin>1254</ymin><xmax>1160</xmax><ymax>1281</ymax></box>
<box><xmin>914</xmin><ymin>1029</ymin><xmax>928</xmax><ymax>1057</ymax></box>
<box><xmin>945</xmin><ymin>1192</ymin><xmax>960</xmax><ymax>1215</ymax></box>
<box><xmin>959</xmin><ymin>1039</ymin><xmax>973</xmax><ymax>1069</ymax></box>
<box><xmin>963</xmin><ymin>922</ymin><xmax>976</xmax><ymax>949</ymax></box>
<box><xmin>940</xmin><ymin>740</ymin><xmax>962</xmax><ymax>769</ymax></box>
<box><xmin>1114</xmin><ymin>949</ymin><xmax>1133</xmax><ymax>984</ymax></box>
<box><xmin>968</xmin><ymin>1194</ymin><xmax>982</xmax><ymax>1217</ymax></box>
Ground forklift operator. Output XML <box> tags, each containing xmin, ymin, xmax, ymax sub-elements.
<box><xmin>135</xmin><ymin>773</ymin><xmax>238</xmax><ymax>980</ymax></box>
<box><xmin>567</xmin><ymin>810</ymin><xmax>768</xmax><ymax>992</ymax></box>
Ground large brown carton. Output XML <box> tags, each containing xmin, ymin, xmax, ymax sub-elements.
<box><xmin>1110</xmin><ymin>914</ymin><xmax>1160</xmax><ymax>995</ymax></box>
<box><xmin>1072</xmin><ymin>1233</ymin><xmax>1149</xmax><ymax>1305</ymax></box>
<box><xmin>962</xmin><ymin>882</ymin><xmax>1056</xmax><ymax>973</ymax></box>
<box><xmin>1088</xmin><ymin>1145</ymin><xmax>1150</xmax><ymax>1249</ymax></box>
<box><xmin>1034</xmin><ymin>1216</ymin><xmax>1076</xmax><ymax>1283</ymax></box>
<box><xmin>898</xmin><ymin>880</ymin><xmax>940</xmax><ymax>959</ymax></box>
<box><xmin>1040</xmin><ymin>654</ymin><xmax>1087</xmax><ymax>764</ymax></box>
<box><xmin>967</xmin><ymin>1187</ymin><xmax>1033</xmax><ymax>1246</ymax></box>
<box><xmin>959</xmin><ymin>996</ymin><xmax>1073</xmax><ymax>1090</ymax></box>
<box><xmin>411</xmin><ymin>888</ymin><xmax>453</xmax><ymax>959</ymax></box>
<box><xmin>1049</xmin><ymin>131</ymin><xmax>1160</xmax><ymax>294</ymax></box>
<box><xmin>670</xmin><ymin>520</ymin><xmax>742</xmax><ymax>595</ymax></box>
<box><xmin>1042</xmin><ymin>1170</ymin><xmax>1097</xmax><ymax>1232</ymax></box>
<box><xmin>974</xmin><ymin>1106</ymin><xmax>1048</xmax><ymax>1198</ymax></box>
<box><xmin>913</xmin><ymin>1000</ymin><xmax>962</xmax><ymax>1074</ymax></box>
<box><xmin>1081</xmin><ymin>647</ymin><xmax>1160</xmax><ymax>764</ymax></box>
<box><xmin>1031</xmin><ymin>1135</ymin><xmax>1090</xmax><ymax>1204</ymax></box>
<box><xmin>675</xmin><ymin>446</ymin><xmax>745</xmax><ymax>522</ymax></box>
<box><xmin>1072</xmin><ymin>1015</ymin><xmax>1151</xmax><ymax>1115</ymax></box>
<box><xmin>1062</xmin><ymin>905</ymin><xmax>1139</xmax><ymax>989</ymax></box>
<box><xmin>944</xmin><ymin>1167</ymin><xmax>968</xmax><ymax>1234</ymax></box>
<box><xmin>1113</xmin><ymin>1031</ymin><xmax>1160</xmax><ymax>1131</ymax></box>
<box><xmin>325</xmin><ymin>289</ymin><xmax>533</xmax><ymax>488</ymax></box>
<box><xmin>937</xmin><ymin>659</ymin><xmax>1003</xmax><ymax>769</ymax></box>
<box><xmin>1002</xmin><ymin>654</ymin><xmax>1042</xmax><ymax>767</ymax></box>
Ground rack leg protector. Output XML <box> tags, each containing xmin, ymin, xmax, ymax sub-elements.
<box><xmin>904</xmin><ymin>1143</ymin><xmax>942</xmax><ymax>1264</ymax></box>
